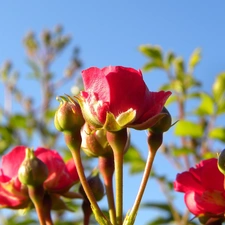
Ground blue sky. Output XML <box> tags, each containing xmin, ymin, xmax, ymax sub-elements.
<box><xmin>1</xmin><ymin>1</ymin><xmax>225</xmax><ymax>224</ymax></box>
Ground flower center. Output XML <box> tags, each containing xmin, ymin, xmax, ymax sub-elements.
<box><xmin>203</xmin><ymin>190</ymin><xmax>225</xmax><ymax>207</ymax></box>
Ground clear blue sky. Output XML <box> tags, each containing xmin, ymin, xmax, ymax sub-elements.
<box><xmin>1</xmin><ymin>1</ymin><xmax>225</xmax><ymax>224</ymax></box>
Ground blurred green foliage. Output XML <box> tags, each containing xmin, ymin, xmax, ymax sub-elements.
<box><xmin>137</xmin><ymin>44</ymin><xmax>225</xmax><ymax>224</ymax></box>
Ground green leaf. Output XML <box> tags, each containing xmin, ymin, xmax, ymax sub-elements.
<box><xmin>171</xmin><ymin>80</ymin><xmax>183</xmax><ymax>92</ymax></box>
<box><xmin>173</xmin><ymin>57</ymin><xmax>184</xmax><ymax>79</ymax></box>
<box><xmin>189</xmin><ymin>48</ymin><xmax>201</xmax><ymax>70</ymax></box>
<box><xmin>139</xmin><ymin>45</ymin><xmax>163</xmax><ymax>61</ymax></box>
<box><xmin>142</xmin><ymin>61</ymin><xmax>163</xmax><ymax>72</ymax></box>
<box><xmin>217</xmin><ymin>101</ymin><xmax>225</xmax><ymax>115</ymax></box>
<box><xmin>44</xmin><ymin>108</ymin><xmax>57</xmax><ymax>122</ymax></box>
<box><xmin>26</xmin><ymin>59</ymin><xmax>41</xmax><ymax>79</ymax></box>
<box><xmin>183</xmin><ymin>74</ymin><xmax>201</xmax><ymax>89</ymax></box>
<box><xmin>141</xmin><ymin>202</ymin><xmax>170</xmax><ymax>212</ymax></box>
<box><xmin>202</xmin><ymin>151</ymin><xmax>217</xmax><ymax>159</ymax></box>
<box><xmin>146</xmin><ymin>216</ymin><xmax>173</xmax><ymax>225</ymax></box>
<box><xmin>212</xmin><ymin>72</ymin><xmax>225</xmax><ymax>101</ymax></box>
<box><xmin>164</xmin><ymin>95</ymin><xmax>177</xmax><ymax>106</ymax></box>
<box><xmin>194</xmin><ymin>92</ymin><xmax>214</xmax><ymax>116</ymax></box>
<box><xmin>209</xmin><ymin>127</ymin><xmax>225</xmax><ymax>143</ymax></box>
<box><xmin>124</xmin><ymin>145</ymin><xmax>146</xmax><ymax>174</ymax></box>
<box><xmin>172</xmin><ymin>147</ymin><xmax>194</xmax><ymax>157</ymax></box>
<box><xmin>160</xmin><ymin>83</ymin><xmax>172</xmax><ymax>91</ymax></box>
<box><xmin>186</xmin><ymin>92</ymin><xmax>201</xmax><ymax>99</ymax></box>
<box><xmin>9</xmin><ymin>114</ymin><xmax>27</xmax><ymax>128</ymax></box>
<box><xmin>164</xmin><ymin>51</ymin><xmax>175</xmax><ymax>69</ymax></box>
<box><xmin>174</xmin><ymin>120</ymin><xmax>203</xmax><ymax>138</ymax></box>
<box><xmin>0</xmin><ymin>126</ymin><xmax>17</xmax><ymax>153</ymax></box>
<box><xmin>139</xmin><ymin>45</ymin><xmax>164</xmax><ymax>71</ymax></box>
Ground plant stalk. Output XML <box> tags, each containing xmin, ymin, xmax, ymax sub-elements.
<box><xmin>123</xmin><ymin>150</ymin><xmax>156</xmax><ymax>225</ymax></box>
<box><xmin>65</xmin><ymin>132</ymin><xmax>111</xmax><ymax>225</ymax></box>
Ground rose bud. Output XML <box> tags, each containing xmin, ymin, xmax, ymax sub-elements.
<box><xmin>54</xmin><ymin>95</ymin><xmax>85</xmax><ymax>134</ymax></box>
<box><xmin>18</xmin><ymin>148</ymin><xmax>48</xmax><ymax>187</ymax></box>
<box><xmin>81</xmin><ymin>123</ymin><xmax>113</xmax><ymax>157</ymax></box>
<box><xmin>79</xmin><ymin>170</ymin><xmax>105</xmax><ymax>202</ymax></box>
<box><xmin>149</xmin><ymin>107</ymin><xmax>172</xmax><ymax>133</ymax></box>
<box><xmin>218</xmin><ymin>149</ymin><xmax>225</xmax><ymax>175</ymax></box>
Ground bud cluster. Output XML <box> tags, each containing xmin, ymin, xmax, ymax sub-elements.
<box><xmin>52</xmin><ymin>84</ymin><xmax>172</xmax><ymax>225</ymax></box>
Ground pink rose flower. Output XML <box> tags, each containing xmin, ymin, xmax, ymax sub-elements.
<box><xmin>0</xmin><ymin>146</ymin><xmax>79</xmax><ymax>209</ymax></box>
<box><xmin>78</xmin><ymin>66</ymin><xmax>171</xmax><ymax>131</ymax></box>
<box><xmin>174</xmin><ymin>158</ymin><xmax>225</xmax><ymax>220</ymax></box>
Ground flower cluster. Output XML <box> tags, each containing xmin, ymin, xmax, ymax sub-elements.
<box><xmin>53</xmin><ymin>66</ymin><xmax>172</xmax><ymax>225</ymax></box>
<box><xmin>0</xmin><ymin>65</ymin><xmax>172</xmax><ymax>225</ymax></box>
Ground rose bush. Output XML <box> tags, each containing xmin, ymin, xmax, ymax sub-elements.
<box><xmin>78</xmin><ymin>66</ymin><xmax>171</xmax><ymax>131</ymax></box>
<box><xmin>0</xmin><ymin>146</ymin><xmax>79</xmax><ymax>209</ymax></box>
<box><xmin>174</xmin><ymin>158</ymin><xmax>225</xmax><ymax>222</ymax></box>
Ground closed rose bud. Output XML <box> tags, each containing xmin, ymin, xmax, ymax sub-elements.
<box><xmin>81</xmin><ymin>123</ymin><xmax>112</xmax><ymax>157</ymax></box>
<box><xmin>149</xmin><ymin>107</ymin><xmax>172</xmax><ymax>133</ymax></box>
<box><xmin>54</xmin><ymin>95</ymin><xmax>85</xmax><ymax>133</ymax></box>
<box><xmin>18</xmin><ymin>148</ymin><xmax>48</xmax><ymax>187</ymax></box>
<box><xmin>79</xmin><ymin>170</ymin><xmax>104</xmax><ymax>202</ymax></box>
<box><xmin>218</xmin><ymin>149</ymin><xmax>225</xmax><ymax>175</ymax></box>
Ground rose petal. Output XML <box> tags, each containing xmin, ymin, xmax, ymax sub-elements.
<box><xmin>1</xmin><ymin>146</ymin><xmax>26</xmax><ymax>178</ymax></box>
<box><xmin>136</xmin><ymin>91</ymin><xmax>171</xmax><ymax>123</ymax></box>
<box><xmin>185</xmin><ymin>191</ymin><xmax>225</xmax><ymax>216</ymax></box>
<box><xmin>174</xmin><ymin>171</ymin><xmax>204</xmax><ymax>193</ymax></box>
<box><xmin>35</xmin><ymin>147</ymin><xmax>76</xmax><ymax>192</ymax></box>
<box><xmin>106</xmin><ymin>66</ymin><xmax>148</xmax><ymax>118</ymax></box>
<box><xmin>198</xmin><ymin>159</ymin><xmax>224</xmax><ymax>191</ymax></box>
<box><xmin>0</xmin><ymin>177</ymin><xmax>28</xmax><ymax>209</ymax></box>
<box><xmin>82</xmin><ymin>67</ymin><xmax>110</xmax><ymax>103</ymax></box>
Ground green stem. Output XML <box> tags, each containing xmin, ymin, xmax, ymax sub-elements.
<box><xmin>65</xmin><ymin>132</ymin><xmax>111</xmax><ymax>225</ymax></box>
<box><xmin>35</xmin><ymin>203</ymin><xmax>47</xmax><ymax>225</ymax></box>
<box><xmin>123</xmin><ymin>150</ymin><xmax>156</xmax><ymax>225</ymax></box>
<box><xmin>28</xmin><ymin>186</ymin><xmax>46</xmax><ymax>225</ymax></box>
<box><xmin>105</xmin><ymin>176</ymin><xmax>117</xmax><ymax>225</ymax></box>
<box><xmin>82</xmin><ymin>201</ymin><xmax>92</xmax><ymax>225</ymax></box>
<box><xmin>106</xmin><ymin>129</ymin><xmax>128</xmax><ymax>225</ymax></box>
<box><xmin>99</xmin><ymin>156</ymin><xmax>116</xmax><ymax>225</ymax></box>
<box><xmin>114</xmin><ymin>150</ymin><xmax>124</xmax><ymax>225</ymax></box>
<box><xmin>43</xmin><ymin>194</ymin><xmax>54</xmax><ymax>225</ymax></box>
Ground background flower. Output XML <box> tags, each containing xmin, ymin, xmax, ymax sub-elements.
<box><xmin>174</xmin><ymin>158</ymin><xmax>225</xmax><ymax>220</ymax></box>
<box><xmin>0</xmin><ymin>146</ymin><xmax>79</xmax><ymax>209</ymax></box>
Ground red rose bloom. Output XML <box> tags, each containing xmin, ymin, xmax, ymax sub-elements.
<box><xmin>174</xmin><ymin>158</ymin><xmax>225</xmax><ymax>219</ymax></box>
<box><xmin>78</xmin><ymin>66</ymin><xmax>171</xmax><ymax>131</ymax></box>
<box><xmin>0</xmin><ymin>146</ymin><xmax>79</xmax><ymax>209</ymax></box>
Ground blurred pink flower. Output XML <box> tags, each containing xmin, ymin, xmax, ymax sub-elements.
<box><xmin>0</xmin><ymin>146</ymin><xmax>79</xmax><ymax>209</ymax></box>
<box><xmin>174</xmin><ymin>158</ymin><xmax>225</xmax><ymax>221</ymax></box>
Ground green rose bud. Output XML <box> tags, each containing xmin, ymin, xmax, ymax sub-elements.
<box><xmin>79</xmin><ymin>170</ymin><xmax>105</xmax><ymax>202</ymax></box>
<box><xmin>18</xmin><ymin>148</ymin><xmax>48</xmax><ymax>187</ymax></box>
<box><xmin>81</xmin><ymin>123</ymin><xmax>113</xmax><ymax>157</ymax></box>
<box><xmin>54</xmin><ymin>95</ymin><xmax>85</xmax><ymax>133</ymax></box>
<box><xmin>149</xmin><ymin>107</ymin><xmax>172</xmax><ymax>133</ymax></box>
<box><xmin>218</xmin><ymin>149</ymin><xmax>225</xmax><ymax>175</ymax></box>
